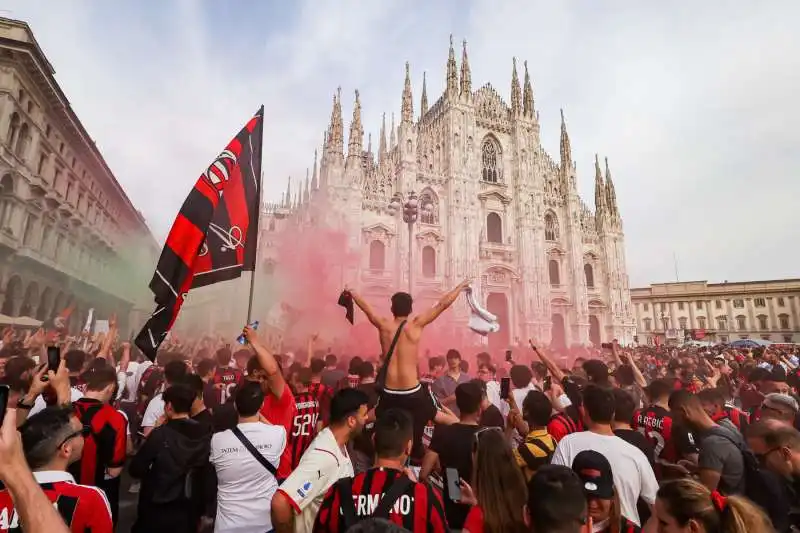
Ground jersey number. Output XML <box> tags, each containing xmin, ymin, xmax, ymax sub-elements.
<box><xmin>220</xmin><ymin>382</ymin><xmax>236</xmax><ymax>403</ymax></box>
<box><xmin>638</xmin><ymin>427</ymin><xmax>666</xmax><ymax>459</ymax></box>
<box><xmin>292</xmin><ymin>413</ymin><xmax>319</xmax><ymax>437</ymax></box>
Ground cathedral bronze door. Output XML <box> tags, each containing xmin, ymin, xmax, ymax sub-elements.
<box><xmin>551</xmin><ymin>313</ymin><xmax>566</xmax><ymax>349</ymax></box>
<box><xmin>486</xmin><ymin>292</ymin><xmax>509</xmax><ymax>352</ymax></box>
<box><xmin>589</xmin><ymin>315</ymin><xmax>601</xmax><ymax>347</ymax></box>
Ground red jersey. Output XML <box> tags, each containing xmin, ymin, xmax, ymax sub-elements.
<box><xmin>713</xmin><ymin>405</ymin><xmax>750</xmax><ymax>434</ymax></box>
<box><xmin>136</xmin><ymin>364</ymin><xmax>163</xmax><ymax>416</ymax></box>
<box><xmin>70</xmin><ymin>399</ymin><xmax>128</xmax><ymax>487</ymax></box>
<box><xmin>289</xmin><ymin>391</ymin><xmax>322</xmax><ymax>469</ymax></box>
<box><xmin>212</xmin><ymin>366</ymin><xmax>242</xmax><ymax>405</ymax></box>
<box><xmin>314</xmin><ymin>467</ymin><xmax>448</xmax><ymax>532</ymax></box>
<box><xmin>259</xmin><ymin>382</ymin><xmax>297</xmax><ymax>478</ymax></box>
<box><xmin>547</xmin><ymin>412</ymin><xmax>583</xmax><ymax>443</ymax></box>
<box><xmin>0</xmin><ymin>471</ymin><xmax>113</xmax><ymax>532</ymax></box>
<box><xmin>633</xmin><ymin>405</ymin><xmax>696</xmax><ymax>473</ymax></box>
<box><xmin>308</xmin><ymin>381</ymin><xmax>333</xmax><ymax>425</ymax></box>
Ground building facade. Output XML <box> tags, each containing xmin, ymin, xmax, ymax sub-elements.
<box><xmin>261</xmin><ymin>38</ymin><xmax>636</xmax><ymax>350</ymax></box>
<box><xmin>0</xmin><ymin>18</ymin><xmax>157</xmax><ymax>335</ymax></box>
<box><xmin>631</xmin><ymin>279</ymin><xmax>800</xmax><ymax>345</ymax></box>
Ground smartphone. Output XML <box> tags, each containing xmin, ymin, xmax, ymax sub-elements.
<box><xmin>601</xmin><ymin>342</ymin><xmax>613</xmax><ymax>350</ymax></box>
<box><xmin>0</xmin><ymin>385</ymin><xmax>9</xmax><ymax>426</ymax></box>
<box><xmin>505</xmin><ymin>349</ymin><xmax>513</xmax><ymax>362</ymax></box>
<box><xmin>445</xmin><ymin>467</ymin><xmax>461</xmax><ymax>502</ymax></box>
<box><xmin>500</xmin><ymin>377</ymin><xmax>511</xmax><ymax>400</ymax></box>
<box><xmin>543</xmin><ymin>375</ymin><xmax>552</xmax><ymax>391</ymax></box>
<box><xmin>47</xmin><ymin>346</ymin><xmax>61</xmax><ymax>373</ymax></box>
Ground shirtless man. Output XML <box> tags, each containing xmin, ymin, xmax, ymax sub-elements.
<box><xmin>345</xmin><ymin>280</ymin><xmax>468</xmax><ymax>462</ymax></box>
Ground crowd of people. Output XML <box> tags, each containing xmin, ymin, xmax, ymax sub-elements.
<box><xmin>0</xmin><ymin>285</ymin><xmax>799</xmax><ymax>533</ymax></box>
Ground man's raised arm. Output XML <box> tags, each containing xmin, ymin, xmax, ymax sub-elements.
<box><xmin>243</xmin><ymin>326</ymin><xmax>286</xmax><ymax>399</ymax></box>
<box><xmin>348</xmin><ymin>289</ymin><xmax>383</xmax><ymax>328</ymax></box>
<box><xmin>414</xmin><ymin>278</ymin><xmax>471</xmax><ymax>328</ymax></box>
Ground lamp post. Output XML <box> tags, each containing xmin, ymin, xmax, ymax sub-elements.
<box><xmin>388</xmin><ymin>191</ymin><xmax>432</xmax><ymax>293</ymax></box>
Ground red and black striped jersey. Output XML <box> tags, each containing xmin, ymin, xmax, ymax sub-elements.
<box><xmin>0</xmin><ymin>470</ymin><xmax>113</xmax><ymax>532</ymax></box>
<box><xmin>633</xmin><ymin>405</ymin><xmax>697</xmax><ymax>471</ymax></box>
<box><xmin>308</xmin><ymin>381</ymin><xmax>332</xmax><ymax>425</ymax></box>
<box><xmin>313</xmin><ymin>467</ymin><xmax>448</xmax><ymax>533</ymax></box>
<box><xmin>289</xmin><ymin>391</ymin><xmax>322</xmax><ymax>470</ymax></box>
<box><xmin>715</xmin><ymin>405</ymin><xmax>750</xmax><ymax>434</ymax></box>
<box><xmin>212</xmin><ymin>366</ymin><xmax>242</xmax><ymax>405</ymax></box>
<box><xmin>136</xmin><ymin>364</ymin><xmax>163</xmax><ymax>416</ymax></box>
<box><xmin>70</xmin><ymin>398</ymin><xmax>128</xmax><ymax>487</ymax></box>
<box><xmin>547</xmin><ymin>412</ymin><xmax>583</xmax><ymax>443</ymax></box>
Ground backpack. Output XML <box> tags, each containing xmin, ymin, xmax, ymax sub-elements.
<box><xmin>710</xmin><ymin>427</ymin><xmax>788</xmax><ymax>529</ymax></box>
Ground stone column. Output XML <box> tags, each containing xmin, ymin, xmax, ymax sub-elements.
<box><xmin>767</xmin><ymin>297</ymin><xmax>778</xmax><ymax>332</ymax></box>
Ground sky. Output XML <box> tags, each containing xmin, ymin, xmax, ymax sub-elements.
<box><xmin>4</xmin><ymin>1</ymin><xmax>799</xmax><ymax>287</ymax></box>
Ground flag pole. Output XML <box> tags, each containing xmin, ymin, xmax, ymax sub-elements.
<box><xmin>246</xmin><ymin>169</ymin><xmax>264</xmax><ymax>324</ymax></box>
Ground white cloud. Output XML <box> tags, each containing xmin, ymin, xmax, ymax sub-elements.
<box><xmin>5</xmin><ymin>0</ymin><xmax>799</xmax><ymax>286</ymax></box>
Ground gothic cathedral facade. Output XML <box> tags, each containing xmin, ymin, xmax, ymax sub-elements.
<box><xmin>264</xmin><ymin>38</ymin><xmax>636</xmax><ymax>350</ymax></box>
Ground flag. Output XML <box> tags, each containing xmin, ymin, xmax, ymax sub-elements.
<box><xmin>135</xmin><ymin>106</ymin><xmax>264</xmax><ymax>360</ymax></box>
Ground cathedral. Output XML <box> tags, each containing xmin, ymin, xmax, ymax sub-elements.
<box><xmin>261</xmin><ymin>37</ymin><xmax>636</xmax><ymax>350</ymax></box>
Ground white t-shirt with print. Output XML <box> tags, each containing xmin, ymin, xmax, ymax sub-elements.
<box><xmin>551</xmin><ymin>431</ymin><xmax>658</xmax><ymax>526</ymax></box>
<box><xmin>30</xmin><ymin>387</ymin><xmax>83</xmax><ymax>416</ymax></box>
<box><xmin>275</xmin><ymin>427</ymin><xmax>353</xmax><ymax>533</ymax></box>
<box><xmin>211</xmin><ymin>422</ymin><xmax>287</xmax><ymax>533</ymax></box>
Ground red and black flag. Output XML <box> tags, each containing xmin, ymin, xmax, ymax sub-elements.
<box><xmin>135</xmin><ymin>106</ymin><xmax>264</xmax><ymax>361</ymax></box>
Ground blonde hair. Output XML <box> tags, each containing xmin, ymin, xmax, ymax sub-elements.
<box><xmin>657</xmin><ymin>479</ymin><xmax>773</xmax><ymax>533</ymax></box>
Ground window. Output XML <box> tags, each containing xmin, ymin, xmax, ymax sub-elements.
<box><xmin>739</xmin><ymin>335</ymin><xmax>750</xmax><ymax>340</ymax></box>
<box><xmin>544</xmin><ymin>213</ymin><xmax>559</xmax><ymax>241</ymax></box>
<box><xmin>715</xmin><ymin>300</ymin><xmax>722</xmax><ymax>309</ymax></box>
<box><xmin>757</xmin><ymin>315</ymin><xmax>768</xmax><ymax>330</ymax></box>
<box><xmin>22</xmin><ymin>215</ymin><xmax>34</xmax><ymax>246</ymax></box>
<box><xmin>643</xmin><ymin>303</ymin><xmax>649</xmax><ymax>311</ymax></box>
<box><xmin>45</xmin><ymin>124</ymin><xmax>51</xmax><ymax>138</ymax></box>
<box><xmin>679</xmin><ymin>317</ymin><xmax>687</xmax><ymax>330</ymax></box>
<box><xmin>643</xmin><ymin>318</ymin><xmax>652</xmax><ymax>331</ymax></box>
<box><xmin>584</xmin><ymin>264</ymin><xmax>594</xmax><ymax>288</ymax></box>
<box><xmin>784</xmin><ymin>335</ymin><xmax>793</xmax><ymax>343</ymax></box>
<box><xmin>65</xmin><ymin>181</ymin><xmax>73</xmax><ymax>202</ymax></box>
<box><xmin>696</xmin><ymin>301</ymin><xmax>703</xmax><ymax>310</ymax></box>
<box><xmin>422</xmin><ymin>246</ymin><xmax>436</xmax><ymax>278</ymax></box>
<box><xmin>777</xmin><ymin>297</ymin><xmax>785</xmax><ymax>307</ymax></box>
<box><xmin>71</xmin><ymin>157</ymin><xmax>76</xmax><ymax>168</ymax></box>
<box><xmin>369</xmin><ymin>240</ymin><xmax>385</xmax><ymax>270</ymax></box>
<box><xmin>481</xmin><ymin>137</ymin><xmax>500</xmax><ymax>183</ymax></box>
<box><xmin>677</xmin><ymin>302</ymin><xmax>685</xmax><ymax>311</ymax></box>
<box><xmin>717</xmin><ymin>316</ymin><xmax>728</xmax><ymax>330</ymax></box>
<box><xmin>660</xmin><ymin>303</ymin><xmax>666</xmax><ymax>312</ymax></box>
<box><xmin>53</xmin><ymin>168</ymin><xmax>62</xmax><ymax>191</ymax></box>
<box><xmin>733</xmin><ymin>299</ymin><xmax>744</xmax><ymax>308</ymax></box>
<box><xmin>14</xmin><ymin>122</ymin><xmax>30</xmax><ymax>159</ymax></box>
<box><xmin>59</xmin><ymin>142</ymin><xmax>64</xmax><ymax>154</ymax></box>
<box><xmin>6</xmin><ymin>113</ymin><xmax>20</xmax><ymax>146</ymax></box>
<box><xmin>754</xmin><ymin>298</ymin><xmax>766</xmax><ymax>308</ymax></box>
<box><xmin>736</xmin><ymin>315</ymin><xmax>746</xmax><ymax>330</ymax></box>
<box><xmin>779</xmin><ymin>314</ymin><xmax>790</xmax><ymax>330</ymax></box>
<box><xmin>548</xmin><ymin>259</ymin><xmax>560</xmax><ymax>286</ymax></box>
<box><xmin>486</xmin><ymin>212</ymin><xmax>502</xmax><ymax>243</ymax></box>
<box><xmin>719</xmin><ymin>335</ymin><xmax>728</xmax><ymax>343</ymax></box>
<box><xmin>761</xmin><ymin>335</ymin><xmax>771</xmax><ymax>341</ymax></box>
<box><xmin>268</xmin><ymin>218</ymin><xmax>276</xmax><ymax>231</ymax></box>
<box><xmin>37</xmin><ymin>152</ymin><xmax>48</xmax><ymax>176</ymax></box>
<box><xmin>697</xmin><ymin>316</ymin><xmax>706</xmax><ymax>329</ymax></box>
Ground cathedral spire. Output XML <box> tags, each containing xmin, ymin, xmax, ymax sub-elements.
<box><xmin>559</xmin><ymin>109</ymin><xmax>572</xmax><ymax>171</ymax></box>
<box><xmin>420</xmin><ymin>72</ymin><xmax>429</xmax><ymax>117</ymax></box>
<box><xmin>511</xmin><ymin>57</ymin><xmax>522</xmax><ymax>116</ymax></box>
<box><xmin>378</xmin><ymin>112</ymin><xmax>387</xmax><ymax>162</ymax></box>
<box><xmin>311</xmin><ymin>149</ymin><xmax>318</xmax><ymax>190</ymax></box>
<box><xmin>347</xmin><ymin>89</ymin><xmax>363</xmax><ymax>160</ymax></box>
<box><xmin>446</xmin><ymin>34</ymin><xmax>458</xmax><ymax>98</ymax></box>
<box><xmin>460</xmin><ymin>39</ymin><xmax>471</xmax><ymax>99</ymax></box>
<box><xmin>367</xmin><ymin>132</ymin><xmax>372</xmax><ymax>154</ymax></box>
<box><xmin>390</xmin><ymin>112</ymin><xmax>396</xmax><ymax>148</ymax></box>
<box><xmin>327</xmin><ymin>87</ymin><xmax>344</xmax><ymax>155</ymax></box>
<box><xmin>303</xmin><ymin>169</ymin><xmax>310</xmax><ymax>204</ymax></box>
<box><xmin>523</xmin><ymin>60</ymin><xmax>534</xmax><ymax>118</ymax></box>
<box><xmin>401</xmin><ymin>62</ymin><xmax>414</xmax><ymax>125</ymax></box>
<box><xmin>594</xmin><ymin>154</ymin><xmax>606</xmax><ymax>213</ymax></box>
<box><xmin>284</xmin><ymin>175</ymin><xmax>291</xmax><ymax>208</ymax></box>
<box><xmin>605</xmin><ymin>157</ymin><xmax>617</xmax><ymax>214</ymax></box>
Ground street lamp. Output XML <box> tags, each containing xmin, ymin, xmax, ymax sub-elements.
<box><xmin>388</xmin><ymin>190</ymin><xmax>433</xmax><ymax>292</ymax></box>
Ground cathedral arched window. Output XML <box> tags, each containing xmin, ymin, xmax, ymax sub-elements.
<box><xmin>486</xmin><ymin>212</ymin><xmax>502</xmax><ymax>243</ymax></box>
<box><xmin>419</xmin><ymin>189</ymin><xmax>439</xmax><ymax>225</ymax></box>
<box><xmin>422</xmin><ymin>246</ymin><xmax>436</xmax><ymax>278</ymax></box>
<box><xmin>268</xmin><ymin>218</ymin><xmax>276</xmax><ymax>231</ymax></box>
<box><xmin>584</xmin><ymin>264</ymin><xmax>595</xmax><ymax>288</ymax></box>
<box><xmin>549</xmin><ymin>259</ymin><xmax>560</xmax><ymax>286</ymax></box>
<box><xmin>369</xmin><ymin>240</ymin><xmax>385</xmax><ymax>270</ymax></box>
<box><xmin>481</xmin><ymin>137</ymin><xmax>501</xmax><ymax>183</ymax></box>
<box><xmin>544</xmin><ymin>212</ymin><xmax>559</xmax><ymax>241</ymax></box>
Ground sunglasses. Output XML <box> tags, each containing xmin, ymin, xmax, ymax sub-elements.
<box><xmin>472</xmin><ymin>426</ymin><xmax>503</xmax><ymax>452</ymax></box>
<box><xmin>57</xmin><ymin>425</ymin><xmax>91</xmax><ymax>449</ymax></box>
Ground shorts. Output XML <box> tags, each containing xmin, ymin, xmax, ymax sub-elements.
<box><xmin>376</xmin><ymin>383</ymin><xmax>438</xmax><ymax>462</ymax></box>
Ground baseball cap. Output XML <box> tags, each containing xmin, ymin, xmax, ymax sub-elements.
<box><xmin>762</xmin><ymin>393</ymin><xmax>799</xmax><ymax>414</ymax></box>
<box><xmin>572</xmin><ymin>450</ymin><xmax>615</xmax><ymax>500</ymax></box>
<box><xmin>528</xmin><ymin>465</ymin><xmax>587</xmax><ymax>530</ymax></box>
